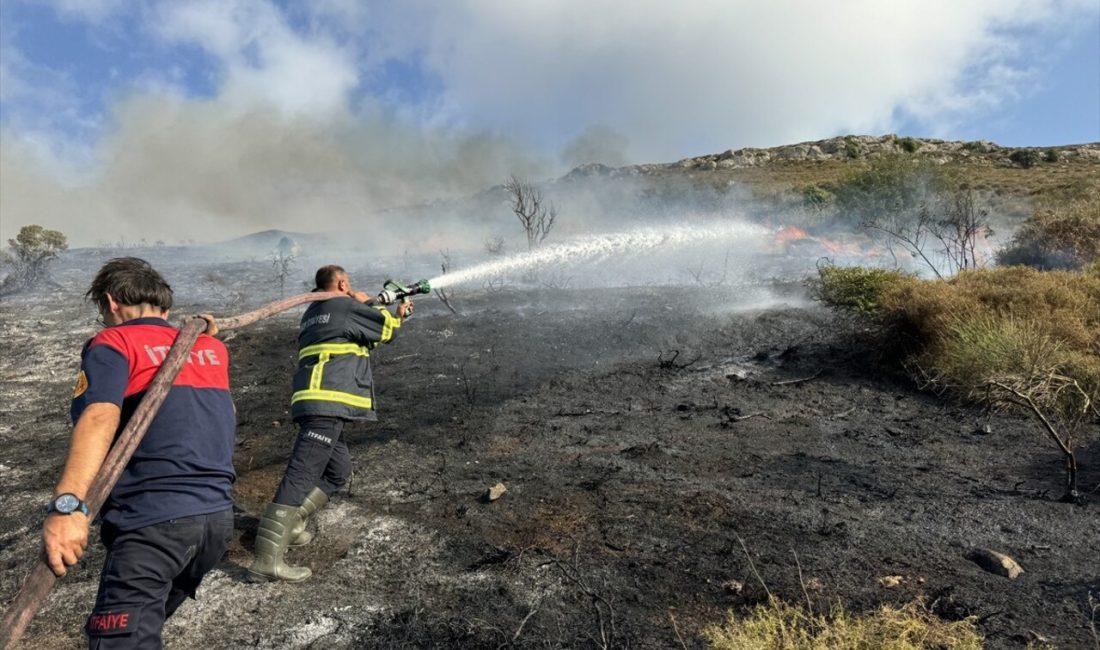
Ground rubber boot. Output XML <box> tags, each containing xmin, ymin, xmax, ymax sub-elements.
<box><xmin>289</xmin><ymin>487</ymin><xmax>329</xmax><ymax>547</ymax></box>
<box><xmin>248</xmin><ymin>503</ymin><xmax>312</xmax><ymax>582</ymax></box>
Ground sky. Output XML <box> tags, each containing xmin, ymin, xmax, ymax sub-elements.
<box><xmin>1</xmin><ymin>0</ymin><xmax>1098</xmax><ymax>246</ymax></box>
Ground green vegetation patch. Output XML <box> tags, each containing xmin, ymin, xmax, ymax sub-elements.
<box><xmin>816</xmin><ymin>264</ymin><xmax>1100</xmax><ymax>499</ymax></box>
<box><xmin>704</xmin><ymin>597</ymin><xmax>983</xmax><ymax>650</ymax></box>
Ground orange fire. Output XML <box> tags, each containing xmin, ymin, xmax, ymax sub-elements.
<box><xmin>774</xmin><ymin>226</ymin><xmax>810</xmax><ymax>245</ymax></box>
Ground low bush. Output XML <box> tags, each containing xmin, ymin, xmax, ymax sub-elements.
<box><xmin>1009</xmin><ymin>149</ymin><xmax>1041</xmax><ymax>169</ymax></box>
<box><xmin>704</xmin><ymin>597</ymin><xmax>983</xmax><ymax>650</ymax></box>
<box><xmin>997</xmin><ymin>189</ymin><xmax>1100</xmax><ymax>270</ymax></box>
<box><xmin>802</xmin><ymin>184</ymin><xmax>834</xmax><ymax>211</ymax></box>
<box><xmin>815</xmin><ymin>265</ymin><xmax>1100</xmax><ymax>499</ymax></box>
<box><xmin>811</xmin><ymin>265</ymin><xmax>912</xmax><ymax>316</ymax></box>
<box><xmin>898</xmin><ymin>136</ymin><xmax>922</xmax><ymax>154</ymax></box>
<box><xmin>844</xmin><ymin>137</ymin><xmax>863</xmax><ymax>159</ymax></box>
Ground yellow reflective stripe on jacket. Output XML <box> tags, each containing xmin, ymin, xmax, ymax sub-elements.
<box><xmin>375</xmin><ymin>307</ymin><xmax>402</xmax><ymax>343</ymax></box>
<box><xmin>291</xmin><ymin>389</ymin><xmax>373</xmax><ymax>409</ymax></box>
<box><xmin>309</xmin><ymin>352</ymin><xmax>329</xmax><ymax>390</ymax></box>
<box><xmin>298</xmin><ymin>342</ymin><xmax>369</xmax><ymax>361</ymax></box>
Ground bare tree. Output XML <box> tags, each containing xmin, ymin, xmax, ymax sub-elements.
<box><xmin>504</xmin><ymin>175</ymin><xmax>557</xmax><ymax>250</ymax></box>
<box><xmin>434</xmin><ymin>249</ymin><xmax>458</xmax><ymax>314</ymax></box>
<box><xmin>269</xmin><ymin>236</ymin><xmax>299</xmax><ymax>297</ymax></box>
<box><xmin>863</xmin><ymin>188</ymin><xmax>989</xmax><ymax>279</ymax></box>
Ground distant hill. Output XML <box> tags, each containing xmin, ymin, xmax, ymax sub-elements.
<box><xmin>209</xmin><ymin>135</ymin><xmax>1099</xmax><ymax>250</ymax></box>
<box><xmin>559</xmin><ymin>134</ymin><xmax>1100</xmax><ymax>199</ymax></box>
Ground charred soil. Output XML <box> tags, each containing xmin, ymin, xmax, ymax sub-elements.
<box><xmin>1</xmin><ymin>285</ymin><xmax>1098</xmax><ymax>649</ymax></box>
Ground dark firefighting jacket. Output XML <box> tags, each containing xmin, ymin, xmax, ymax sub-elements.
<box><xmin>290</xmin><ymin>296</ymin><xmax>402</xmax><ymax>421</ymax></box>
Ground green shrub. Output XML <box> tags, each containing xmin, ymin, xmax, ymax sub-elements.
<box><xmin>1043</xmin><ymin>149</ymin><xmax>1059</xmax><ymax>163</ymax></box>
<box><xmin>812</xmin><ymin>266</ymin><xmax>912</xmax><ymax>316</ymax></box>
<box><xmin>1009</xmin><ymin>149</ymin><xmax>1041</xmax><ymax>169</ymax></box>
<box><xmin>704</xmin><ymin>597</ymin><xmax>983</xmax><ymax>650</ymax></box>
<box><xmin>898</xmin><ymin>137</ymin><xmax>922</xmax><ymax>153</ymax></box>
<box><xmin>844</xmin><ymin>137</ymin><xmax>863</xmax><ymax>159</ymax></box>
<box><xmin>802</xmin><ymin>184</ymin><xmax>834</xmax><ymax>210</ymax></box>
<box><xmin>834</xmin><ymin>154</ymin><xmax>956</xmax><ymax>226</ymax></box>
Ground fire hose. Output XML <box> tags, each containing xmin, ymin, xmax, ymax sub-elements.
<box><xmin>0</xmin><ymin>285</ymin><xmax>434</xmax><ymax>649</ymax></box>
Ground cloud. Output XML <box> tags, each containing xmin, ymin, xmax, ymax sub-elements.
<box><xmin>363</xmin><ymin>0</ymin><xmax>1096</xmax><ymax>158</ymax></box>
<box><xmin>152</xmin><ymin>0</ymin><xmax>359</xmax><ymax>116</ymax></box>
<box><xmin>1</xmin><ymin>0</ymin><xmax>1096</xmax><ymax>247</ymax></box>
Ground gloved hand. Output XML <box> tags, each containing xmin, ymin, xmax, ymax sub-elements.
<box><xmin>198</xmin><ymin>314</ymin><xmax>219</xmax><ymax>337</ymax></box>
<box><xmin>376</xmin><ymin>290</ymin><xmax>398</xmax><ymax>305</ymax></box>
<box><xmin>397</xmin><ymin>300</ymin><xmax>413</xmax><ymax>319</ymax></box>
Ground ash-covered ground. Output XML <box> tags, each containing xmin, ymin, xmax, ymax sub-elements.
<box><xmin>1</xmin><ymin>247</ymin><xmax>1097</xmax><ymax>649</ymax></box>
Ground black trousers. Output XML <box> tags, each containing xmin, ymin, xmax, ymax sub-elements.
<box><xmin>85</xmin><ymin>509</ymin><xmax>232</xmax><ymax>650</ymax></box>
<box><xmin>273</xmin><ymin>416</ymin><xmax>351</xmax><ymax>506</ymax></box>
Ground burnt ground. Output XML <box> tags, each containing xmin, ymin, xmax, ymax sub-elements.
<box><xmin>1</xmin><ymin>281</ymin><xmax>1098</xmax><ymax>649</ymax></box>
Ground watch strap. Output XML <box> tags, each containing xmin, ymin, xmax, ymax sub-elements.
<box><xmin>46</xmin><ymin>494</ymin><xmax>90</xmax><ymax>516</ymax></box>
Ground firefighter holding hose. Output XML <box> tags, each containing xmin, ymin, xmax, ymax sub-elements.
<box><xmin>248</xmin><ymin>264</ymin><xmax>413</xmax><ymax>582</ymax></box>
<box><xmin>42</xmin><ymin>257</ymin><xmax>232</xmax><ymax>648</ymax></box>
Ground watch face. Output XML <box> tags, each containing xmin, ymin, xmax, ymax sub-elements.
<box><xmin>55</xmin><ymin>494</ymin><xmax>80</xmax><ymax>513</ymax></box>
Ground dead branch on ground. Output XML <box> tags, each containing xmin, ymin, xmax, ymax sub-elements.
<box><xmin>771</xmin><ymin>370</ymin><xmax>823</xmax><ymax>386</ymax></box>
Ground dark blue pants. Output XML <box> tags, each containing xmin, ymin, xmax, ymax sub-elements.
<box><xmin>86</xmin><ymin>509</ymin><xmax>232</xmax><ymax>650</ymax></box>
<box><xmin>273</xmin><ymin>416</ymin><xmax>351</xmax><ymax>506</ymax></box>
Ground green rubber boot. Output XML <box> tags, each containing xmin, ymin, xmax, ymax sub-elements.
<box><xmin>248</xmin><ymin>503</ymin><xmax>312</xmax><ymax>582</ymax></box>
<box><xmin>289</xmin><ymin>487</ymin><xmax>329</xmax><ymax>547</ymax></box>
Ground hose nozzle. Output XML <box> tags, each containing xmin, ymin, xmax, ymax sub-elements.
<box><xmin>378</xmin><ymin>279</ymin><xmax>431</xmax><ymax>304</ymax></box>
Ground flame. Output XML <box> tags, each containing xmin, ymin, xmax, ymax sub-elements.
<box><xmin>774</xmin><ymin>226</ymin><xmax>810</xmax><ymax>245</ymax></box>
<box><xmin>817</xmin><ymin>238</ymin><xmax>863</xmax><ymax>256</ymax></box>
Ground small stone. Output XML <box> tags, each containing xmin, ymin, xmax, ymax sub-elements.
<box><xmin>966</xmin><ymin>548</ymin><xmax>1023</xmax><ymax>579</ymax></box>
<box><xmin>804</xmin><ymin>577</ymin><xmax>824</xmax><ymax>592</ymax></box>
<box><xmin>484</xmin><ymin>482</ymin><xmax>508</xmax><ymax>502</ymax></box>
<box><xmin>272</xmin><ymin>420</ymin><xmax>281</xmax><ymax>427</ymax></box>
<box><xmin>879</xmin><ymin>575</ymin><xmax>904</xmax><ymax>588</ymax></box>
<box><xmin>722</xmin><ymin>579</ymin><xmax>744</xmax><ymax>594</ymax></box>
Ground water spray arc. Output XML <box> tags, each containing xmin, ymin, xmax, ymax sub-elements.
<box><xmin>428</xmin><ymin>221</ymin><xmax>772</xmax><ymax>290</ymax></box>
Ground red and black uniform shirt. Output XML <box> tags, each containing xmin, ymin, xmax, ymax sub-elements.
<box><xmin>71</xmin><ymin>317</ymin><xmax>236</xmax><ymax>531</ymax></box>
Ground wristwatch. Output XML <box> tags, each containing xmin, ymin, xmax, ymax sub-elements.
<box><xmin>46</xmin><ymin>493</ymin><xmax>89</xmax><ymax>516</ymax></box>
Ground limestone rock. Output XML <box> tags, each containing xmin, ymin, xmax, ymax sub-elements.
<box><xmin>484</xmin><ymin>482</ymin><xmax>508</xmax><ymax>502</ymax></box>
<box><xmin>966</xmin><ymin>548</ymin><xmax>1023</xmax><ymax>579</ymax></box>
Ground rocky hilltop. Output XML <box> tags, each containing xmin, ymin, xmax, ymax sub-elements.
<box><xmin>564</xmin><ymin>134</ymin><xmax>1100</xmax><ymax>179</ymax></box>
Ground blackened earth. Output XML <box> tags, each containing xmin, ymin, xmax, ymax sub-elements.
<box><xmin>1</xmin><ymin>280</ymin><xmax>1097</xmax><ymax>649</ymax></box>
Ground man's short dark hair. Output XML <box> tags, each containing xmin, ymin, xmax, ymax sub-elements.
<box><xmin>314</xmin><ymin>265</ymin><xmax>346</xmax><ymax>291</ymax></box>
<box><xmin>86</xmin><ymin>257</ymin><xmax>173</xmax><ymax>312</ymax></box>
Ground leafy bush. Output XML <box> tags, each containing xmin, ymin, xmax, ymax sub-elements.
<box><xmin>898</xmin><ymin>136</ymin><xmax>922</xmax><ymax>153</ymax></box>
<box><xmin>704</xmin><ymin>597</ymin><xmax>983</xmax><ymax>650</ymax></box>
<box><xmin>997</xmin><ymin>189</ymin><xmax>1100</xmax><ymax>270</ymax></box>
<box><xmin>1009</xmin><ymin>149</ymin><xmax>1041</xmax><ymax>169</ymax></box>
<box><xmin>801</xmin><ymin>184</ymin><xmax>834</xmax><ymax>211</ymax></box>
<box><xmin>1043</xmin><ymin>149</ymin><xmax>1059</xmax><ymax>163</ymax></box>
<box><xmin>844</xmin><ymin>137</ymin><xmax>863</xmax><ymax>159</ymax></box>
<box><xmin>811</xmin><ymin>266</ymin><xmax>912</xmax><ymax>316</ymax></box>
<box><xmin>833</xmin><ymin>154</ymin><xmax>956</xmax><ymax>227</ymax></box>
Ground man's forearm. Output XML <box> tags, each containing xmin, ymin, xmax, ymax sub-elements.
<box><xmin>54</xmin><ymin>403</ymin><xmax>120</xmax><ymax>498</ymax></box>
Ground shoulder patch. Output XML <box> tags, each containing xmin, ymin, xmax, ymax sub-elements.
<box><xmin>73</xmin><ymin>370</ymin><xmax>88</xmax><ymax>398</ymax></box>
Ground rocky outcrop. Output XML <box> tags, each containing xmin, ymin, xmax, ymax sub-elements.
<box><xmin>561</xmin><ymin>135</ymin><xmax>1100</xmax><ymax>179</ymax></box>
